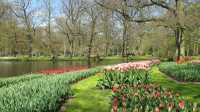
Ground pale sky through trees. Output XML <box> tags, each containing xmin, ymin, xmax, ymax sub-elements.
<box><xmin>1</xmin><ymin>0</ymin><xmax>200</xmax><ymax>58</ymax></box>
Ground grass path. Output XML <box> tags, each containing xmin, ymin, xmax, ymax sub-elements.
<box><xmin>65</xmin><ymin>74</ymin><xmax>112</xmax><ymax>112</ymax></box>
<box><xmin>151</xmin><ymin>67</ymin><xmax>200</xmax><ymax>103</ymax></box>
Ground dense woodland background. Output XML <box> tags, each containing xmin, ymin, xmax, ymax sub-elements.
<box><xmin>0</xmin><ymin>0</ymin><xmax>200</xmax><ymax>60</ymax></box>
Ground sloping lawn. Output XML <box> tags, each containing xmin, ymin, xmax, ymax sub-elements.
<box><xmin>66</xmin><ymin>74</ymin><xmax>112</xmax><ymax>112</ymax></box>
<box><xmin>151</xmin><ymin>67</ymin><xmax>200</xmax><ymax>103</ymax></box>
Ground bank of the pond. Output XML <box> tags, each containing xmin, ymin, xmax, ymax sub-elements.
<box><xmin>0</xmin><ymin>56</ymin><xmax>155</xmax><ymax>61</ymax></box>
<box><xmin>151</xmin><ymin>67</ymin><xmax>200</xmax><ymax>103</ymax></box>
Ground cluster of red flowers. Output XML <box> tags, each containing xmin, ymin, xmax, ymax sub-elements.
<box><xmin>35</xmin><ymin>66</ymin><xmax>88</xmax><ymax>75</ymax></box>
<box><xmin>176</xmin><ymin>56</ymin><xmax>192</xmax><ymax>64</ymax></box>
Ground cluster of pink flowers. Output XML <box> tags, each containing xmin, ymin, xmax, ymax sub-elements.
<box><xmin>105</xmin><ymin>59</ymin><xmax>160</xmax><ymax>72</ymax></box>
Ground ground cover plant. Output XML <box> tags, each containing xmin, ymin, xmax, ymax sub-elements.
<box><xmin>158</xmin><ymin>62</ymin><xmax>200</xmax><ymax>82</ymax></box>
<box><xmin>0</xmin><ymin>67</ymin><xmax>101</xmax><ymax>112</ymax></box>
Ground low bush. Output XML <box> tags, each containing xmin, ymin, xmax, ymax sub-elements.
<box><xmin>159</xmin><ymin>62</ymin><xmax>200</xmax><ymax>82</ymax></box>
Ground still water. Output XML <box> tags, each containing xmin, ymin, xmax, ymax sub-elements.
<box><xmin>0</xmin><ymin>60</ymin><xmax>126</xmax><ymax>77</ymax></box>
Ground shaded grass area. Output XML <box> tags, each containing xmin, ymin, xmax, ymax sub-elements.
<box><xmin>66</xmin><ymin>74</ymin><xmax>112</xmax><ymax>112</ymax></box>
<box><xmin>151</xmin><ymin>67</ymin><xmax>200</xmax><ymax>103</ymax></box>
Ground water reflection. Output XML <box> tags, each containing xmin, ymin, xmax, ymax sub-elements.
<box><xmin>0</xmin><ymin>60</ymin><xmax>125</xmax><ymax>77</ymax></box>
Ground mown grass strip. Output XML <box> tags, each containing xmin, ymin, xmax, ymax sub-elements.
<box><xmin>151</xmin><ymin>67</ymin><xmax>200</xmax><ymax>103</ymax></box>
<box><xmin>66</xmin><ymin>74</ymin><xmax>112</xmax><ymax>112</ymax></box>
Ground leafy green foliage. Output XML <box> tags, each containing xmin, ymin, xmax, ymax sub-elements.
<box><xmin>0</xmin><ymin>74</ymin><xmax>43</xmax><ymax>87</ymax></box>
<box><xmin>158</xmin><ymin>62</ymin><xmax>200</xmax><ymax>82</ymax></box>
<box><xmin>97</xmin><ymin>70</ymin><xmax>150</xmax><ymax>89</ymax></box>
<box><xmin>0</xmin><ymin>67</ymin><xmax>100</xmax><ymax>112</ymax></box>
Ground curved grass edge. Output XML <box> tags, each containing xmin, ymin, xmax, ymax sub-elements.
<box><xmin>150</xmin><ymin>67</ymin><xmax>200</xmax><ymax>103</ymax></box>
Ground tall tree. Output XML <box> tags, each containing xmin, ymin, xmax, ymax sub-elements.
<box><xmin>12</xmin><ymin>0</ymin><xmax>35</xmax><ymax>57</ymax></box>
<box><xmin>43</xmin><ymin>0</ymin><xmax>57</xmax><ymax>60</ymax></box>
<box><xmin>85</xmin><ymin>3</ymin><xmax>102</xmax><ymax>67</ymax></box>
<box><xmin>57</xmin><ymin>0</ymin><xmax>84</xmax><ymax>58</ymax></box>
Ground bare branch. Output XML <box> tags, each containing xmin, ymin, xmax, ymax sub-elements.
<box><xmin>150</xmin><ymin>0</ymin><xmax>175</xmax><ymax>12</ymax></box>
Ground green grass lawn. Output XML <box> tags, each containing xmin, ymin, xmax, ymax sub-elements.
<box><xmin>66</xmin><ymin>74</ymin><xmax>112</xmax><ymax>112</ymax></box>
<box><xmin>151</xmin><ymin>67</ymin><xmax>200</xmax><ymax>103</ymax></box>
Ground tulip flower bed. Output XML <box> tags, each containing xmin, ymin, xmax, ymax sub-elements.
<box><xmin>96</xmin><ymin>60</ymin><xmax>200</xmax><ymax>111</ymax></box>
<box><xmin>96</xmin><ymin>70</ymin><xmax>150</xmax><ymax>89</ymax></box>
<box><xmin>159</xmin><ymin>62</ymin><xmax>200</xmax><ymax>82</ymax></box>
<box><xmin>97</xmin><ymin>60</ymin><xmax>160</xmax><ymax>89</ymax></box>
<box><xmin>111</xmin><ymin>84</ymin><xmax>199</xmax><ymax>112</ymax></box>
<box><xmin>0</xmin><ymin>67</ymin><xmax>101</xmax><ymax>112</ymax></box>
<box><xmin>0</xmin><ymin>74</ymin><xmax>43</xmax><ymax>88</ymax></box>
<box><xmin>35</xmin><ymin>66</ymin><xmax>88</xmax><ymax>75</ymax></box>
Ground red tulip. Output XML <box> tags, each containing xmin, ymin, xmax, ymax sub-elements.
<box><xmin>155</xmin><ymin>91</ymin><xmax>161</xmax><ymax>97</ymax></box>
<box><xmin>112</xmin><ymin>86</ymin><xmax>118</xmax><ymax>93</ymax></box>
<box><xmin>179</xmin><ymin>100</ymin><xmax>185</xmax><ymax>109</ymax></box>
<box><xmin>113</xmin><ymin>97</ymin><xmax>118</xmax><ymax>112</ymax></box>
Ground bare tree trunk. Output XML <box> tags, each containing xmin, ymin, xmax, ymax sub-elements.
<box><xmin>65</xmin><ymin>34</ymin><xmax>74</xmax><ymax>58</ymax></box>
<box><xmin>13</xmin><ymin>32</ymin><xmax>17</xmax><ymax>57</ymax></box>
<box><xmin>175</xmin><ymin>27</ymin><xmax>184</xmax><ymax>61</ymax></box>
<box><xmin>63</xmin><ymin>40</ymin><xmax>67</xmax><ymax>56</ymax></box>
<box><xmin>88</xmin><ymin>20</ymin><xmax>97</xmax><ymax>67</ymax></box>
<box><xmin>122</xmin><ymin>20</ymin><xmax>127</xmax><ymax>57</ymax></box>
<box><xmin>27</xmin><ymin>33</ymin><xmax>33</xmax><ymax>57</ymax></box>
<box><xmin>71</xmin><ymin>40</ymin><xmax>74</xmax><ymax>58</ymax></box>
